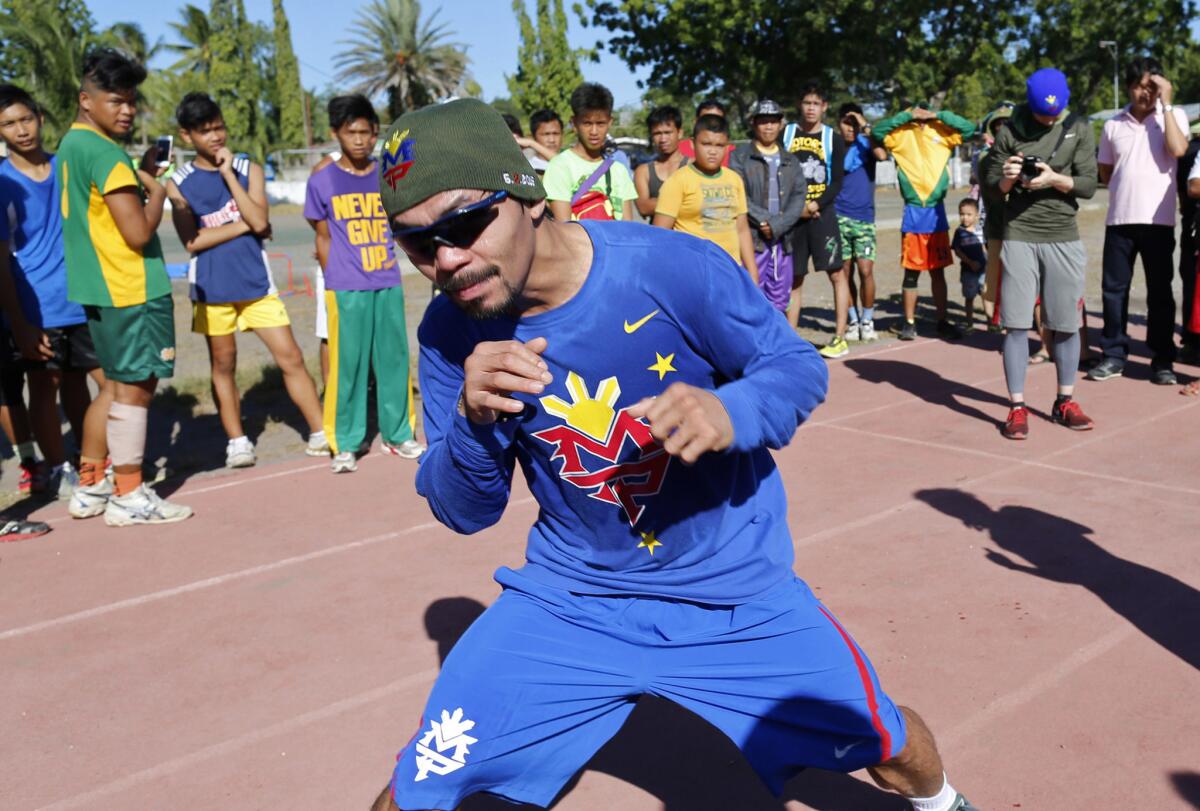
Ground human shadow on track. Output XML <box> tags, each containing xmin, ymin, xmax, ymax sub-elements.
<box><xmin>916</xmin><ymin>488</ymin><xmax>1200</xmax><ymax>671</ymax></box>
<box><xmin>1171</xmin><ymin>770</ymin><xmax>1200</xmax><ymax>808</ymax></box>
<box><xmin>844</xmin><ymin>357</ymin><xmax>1042</xmax><ymax>428</ymax></box>
<box><xmin>420</xmin><ymin>599</ymin><xmax>904</xmax><ymax>811</ymax></box>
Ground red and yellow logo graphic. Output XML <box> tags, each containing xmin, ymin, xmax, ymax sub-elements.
<box><xmin>381</xmin><ymin>128</ymin><xmax>416</xmax><ymax>190</ymax></box>
<box><xmin>532</xmin><ymin>371</ymin><xmax>669</xmax><ymax>528</ymax></box>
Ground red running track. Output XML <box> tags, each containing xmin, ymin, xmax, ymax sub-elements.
<box><xmin>3</xmin><ymin>323</ymin><xmax>1199</xmax><ymax>810</ymax></box>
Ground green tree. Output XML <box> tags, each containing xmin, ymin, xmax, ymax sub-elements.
<box><xmin>272</xmin><ymin>0</ymin><xmax>307</xmax><ymax>147</ymax></box>
<box><xmin>334</xmin><ymin>0</ymin><xmax>470</xmax><ymax>120</ymax></box>
<box><xmin>580</xmin><ymin>0</ymin><xmax>1193</xmax><ymax>118</ymax></box>
<box><xmin>208</xmin><ymin>0</ymin><xmax>269</xmax><ymax>158</ymax></box>
<box><xmin>507</xmin><ymin>0</ymin><xmax>584</xmax><ymax>124</ymax></box>
<box><xmin>0</xmin><ymin>0</ymin><xmax>99</xmax><ymax>144</ymax></box>
<box><xmin>165</xmin><ymin>3</ymin><xmax>213</xmax><ymax>75</ymax></box>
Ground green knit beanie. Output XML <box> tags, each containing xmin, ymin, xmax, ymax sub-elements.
<box><xmin>378</xmin><ymin>98</ymin><xmax>546</xmax><ymax>219</ymax></box>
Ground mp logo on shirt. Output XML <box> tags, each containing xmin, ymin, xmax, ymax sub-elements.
<box><xmin>413</xmin><ymin>708</ymin><xmax>479</xmax><ymax>782</ymax></box>
<box><xmin>532</xmin><ymin>371</ymin><xmax>669</xmax><ymax>528</ymax></box>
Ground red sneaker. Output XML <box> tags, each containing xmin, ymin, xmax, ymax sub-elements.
<box><xmin>1052</xmin><ymin>398</ymin><xmax>1094</xmax><ymax>431</ymax></box>
<box><xmin>1002</xmin><ymin>406</ymin><xmax>1029</xmax><ymax>440</ymax></box>
<box><xmin>18</xmin><ymin>459</ymin><xmax>46</xmax><ymax>494</ymax></box>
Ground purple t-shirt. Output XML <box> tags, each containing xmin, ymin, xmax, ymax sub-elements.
<box><xmin>304</xmin><ymin>161</ymin><xmax>401</xmax><ymax>291</ymax></box>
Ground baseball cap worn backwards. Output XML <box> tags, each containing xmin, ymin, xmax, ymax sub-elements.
<box><xmin>751</xmin><ymin>99</ymin><xmax>784</xmax><ymax>118</ymax></box>
<box><xmin>1026</xmin><ymin>68</ymin><xmax>1070</xmax><ymax>117</ymax></box>
<box><xmin>378</xmin><ymin>98</ymin><xmax>545</xmax><ymax>220</ymax></box>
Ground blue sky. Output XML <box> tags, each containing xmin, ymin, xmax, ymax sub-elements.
<box><xmin>92</xmin><ymin>0</ymin><xmax>651</xmax><ymax>107</ymax></box>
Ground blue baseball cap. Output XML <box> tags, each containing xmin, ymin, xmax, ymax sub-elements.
<box><xmin>1026</xmin><ymin>68</ymin><xmax>1070</xmax><ymax>117</ymax></box>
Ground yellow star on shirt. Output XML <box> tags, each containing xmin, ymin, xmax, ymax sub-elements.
<box><xmin>637</xmin><ymin>531</ymin><xmax>663</xmax><ymax>556</ymax></box>
<box><xmin>647</xmin><ymin>352</ymin><xmax>677</xmax><ymax>381</ymax></box>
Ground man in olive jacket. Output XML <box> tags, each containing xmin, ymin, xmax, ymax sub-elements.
<box><xmin>983</xmin><ymin>67</ymin><xmax>1098</xmax><ymax>440</ymax></box>
<box><xmin>731</xmin><ymin>99</ymin><xmax>808</xmax><ymax>312</ymax></box>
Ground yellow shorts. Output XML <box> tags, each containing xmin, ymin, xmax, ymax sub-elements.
<box><xmin>901</xmin><ymin>231</ymin><xmax>952</xmax><ymax>271</ymax></box>
<box><xmin>192</xmin><ymin>294</ymin><xmax>291</xmax><ymax>336</ymax></box>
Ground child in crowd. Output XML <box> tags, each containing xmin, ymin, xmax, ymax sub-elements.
<box><xmin>952</xmin><ymin>198</ymin><xmax>988</xmax><ymax>329</ymax></box>
<box><xmin>731</xmin><ymin>98</ymin><xmax>806</xmax><ymax>312</ymax></box>
<box><xmin>57</xmin><ymin>49</ymin><xmax>191</xmax><ymax>524</ymax></box>
<box><xmin>0</xmin><ymin>84</ymin><xmax>108</xmax><ymax>500</ymax></box>
<box><xmin>835</xmin><ymin>103</ymin><xmax>889</xmax><ymax>342</ymax></box>
<box><xmin>634</xmin><ymin>105</ymin><xmax>688</xmax><ymax>219</ymax></box>
<box><xmin>653</xmin><ymin>114</ymin><xmax>758</xmax><ymax>276</ymax></box>
<box><xmin>305</xmin><ymin>94</ymin><xmax>424</xmax><ymax>473</ymax></box>
<box><xmin>501</xmin><ymin>114</ymin><xmax>556</xmax><ymax>172</ymax></box>
<box><xmin>544</xmin><ymin>83</ymin><xmax>636</xmax><ymax>221</ymax></box>
<box><xmin>529</xmin><ymin>109</ymin><xmax>563</xmax><ymax>156</ymax></box>
<box><xmin>166</xmin><ymin>92</ymin><xmax>326</xmax><ymax>469</ymax></box>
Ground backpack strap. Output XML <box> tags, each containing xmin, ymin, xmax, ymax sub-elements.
<box><xmin>1047</xmin><ymin>113</ymin><xmax>1080</xmax><ymax>164</ymax></box>
<box><xmin>570</xmin><ymin>154</ymin><xmax>617</xmax><ymax>206</ymax></box>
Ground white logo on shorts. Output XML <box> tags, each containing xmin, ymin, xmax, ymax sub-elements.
<box><xmin>413</xmin><ymin>708</ymin><xmax>479</xmax><ymax>782</ymax></box>
<box><xmin>834</xmin><ymin>740</ymin><xmax>863</xmax><ymax>759</ymax></box>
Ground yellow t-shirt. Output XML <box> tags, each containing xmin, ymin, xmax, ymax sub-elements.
<box><xmin>655</xmin><ymin>165</ymin><xmax>748</xmax><ymax>265</ymax></box>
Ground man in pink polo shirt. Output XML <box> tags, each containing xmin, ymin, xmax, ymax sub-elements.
<box><xmin>1091</xmin><ymin>56</ymin><xmax>1189</xmax><ymax>385</ymax></box>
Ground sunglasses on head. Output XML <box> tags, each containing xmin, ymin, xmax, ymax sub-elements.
<box><xmin>391</xmin><ymin>190</ymin><xmax>508</xmax><ymax>257</ymax></box>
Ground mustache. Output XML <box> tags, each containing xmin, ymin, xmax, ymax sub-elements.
<box><xmin>440</xmin><ymin>266</ymin><xmax>500</xmax><ymax>293</ymax></box>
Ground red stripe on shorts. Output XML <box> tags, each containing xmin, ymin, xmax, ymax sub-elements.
<box><xmin>817</xmin><ymin>605</ymin><xmax>893</xmax><ymax>761</ymax></box>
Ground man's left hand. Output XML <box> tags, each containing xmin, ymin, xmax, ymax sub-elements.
<box><xmin>628</xmin><ymin>383</ymin><xmax>733</xmax><ymax>464</ymax></box>
<box><xmin>1022</xmin><ymin>161</ymin><xmax>1057</xmax><ymax>191</ymax></box>
<box><xmin>1151</xmin><ymin>74</ymin><xmax>1174</xmax><ymax>106</ymax></box>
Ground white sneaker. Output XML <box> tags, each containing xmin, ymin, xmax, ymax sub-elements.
<box><xmin>331</xmin><ymin>451</ymin><xmax>357</xmax><ymax>473</ymax></box>
<box><xmin>226</xmin><ymin>439</ymin><xmax>256</xmax><ymax>469</ymax></box>
<box><xmin>305</xmin><ymin>431</ymin><xmax>330</xmax><ymax>457</ymax></box>
<box><xmin>50</xmin><ymin>461</ymin><xmax>80</xmax><ymax>501</ymax></box>
<box><xmin>69</xmin><ymin>476</ymin><xmax>113</xmax><ymax>519</ymax></box>
<box><xmin>859</xmin><ymin>319</ymin><xmax>878</xmax><ymax>342</ymax></box>
<box><xmin>845</xmin><ymin>322</ymin><xmax>861</xmax><ymax>342</ymax></box>
<box><xmin>381</xmin><ymin>439</ymin><xmax>426</xmax><ymax>459</ymax></box>
<box><xmin>104</xmin><ymin>483</ymin><xmax>193</xmax><ymax>527</ymax></box>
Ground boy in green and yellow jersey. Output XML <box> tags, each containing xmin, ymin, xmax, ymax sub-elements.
<box><xmin>57</xmin><ymin>49</ymin><xmax>191</xmax><ymax>526</ymax></box>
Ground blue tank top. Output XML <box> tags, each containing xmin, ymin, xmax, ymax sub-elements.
<box><xmin>172</xmin><ymin>158</ymin><xmax>275</xmax><ymax>303</ymax></box>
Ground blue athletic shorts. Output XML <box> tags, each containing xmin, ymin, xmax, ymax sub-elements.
<box><xmin>389</xmin><ymin>569</ymin><xmax>907</xmax><ymax>809</ymax></box>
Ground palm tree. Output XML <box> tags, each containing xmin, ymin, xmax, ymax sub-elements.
<box><xmin>334</xmin><ymin>0</ymin><xmax>470</xmax><ymax>119</ymax></box>
<box><xmin>0</xmin><ymin>1</ymin><xmax>99</xmax><ymax>145</ymax></box>
<box><xmin>103</xmin><ymin>21</ymin><xmax>163</xmax><ymax>65</ymax></box>
<box><xmin>164</xmin><ymin>3</ymin><xmax>213</xmax><ymax>76</ymax></box>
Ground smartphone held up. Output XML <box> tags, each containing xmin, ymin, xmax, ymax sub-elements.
<box><xmin>155</xmin><ymin>135</ymin><xmax>173</xmax><ymax>168</ymax></box>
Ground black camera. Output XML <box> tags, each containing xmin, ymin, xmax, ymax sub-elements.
<box><xmin>1020</xmin><ymin>155</ymin><xmax>1041</xmax><ymax>181</ymax></box>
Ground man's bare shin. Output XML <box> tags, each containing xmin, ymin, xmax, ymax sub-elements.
<box><xmin>867</xmin><ymin>706</ymin><xmax>946</xmax><ymax>798</ymax></box>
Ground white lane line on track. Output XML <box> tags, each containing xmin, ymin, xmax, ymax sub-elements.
<box><xmin>942</xmin><ymin>623</ymin><xmax>1134</xmax><ymax>750</ymax></box>
<box><xmin>0</xmin><ymin>496</ymin><xmax>537</xmax><ymax>642</ymax></box>
<box><xmin>817</xmin><ymin>403</ymin><xmax>1200</xmax><ymax>497</ymax></box>
<box><xmin>792</xmin><ymin>397</ymin><xmax>1200</xmax><ymax>547</ymax></box>
<box><xmin>35</xmin><ymin>666</ymin><xmax>440</xmax><ymax>811</ymax></box>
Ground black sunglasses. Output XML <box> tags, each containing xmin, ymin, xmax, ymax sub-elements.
<box><xmin>391</xmin><ymin>190</ymin><xmax>508</xmax><ymax>256</ymax></box>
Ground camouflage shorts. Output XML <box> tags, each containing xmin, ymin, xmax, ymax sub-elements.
<box><xmin>837</xmin><ymin>215</ymin><xmax>876</xmax><ymax>261</ymax></box>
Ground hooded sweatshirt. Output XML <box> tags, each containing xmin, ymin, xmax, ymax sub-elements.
<box><xmin>982</xmin><ymin>103</ymin><xmax>1097</xmax><ymax>243</ymax></box>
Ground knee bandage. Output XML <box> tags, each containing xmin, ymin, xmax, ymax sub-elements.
<box><xmin>107</xmin><ymin>402</ymin><xmax>148</xmax><ymax>468</ymax></box>
<box><xmin>902</xmin><ymin>269</ymin><xmax>921</xmax><ymax>290</ymax></box>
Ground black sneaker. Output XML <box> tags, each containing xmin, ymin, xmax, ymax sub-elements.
<box><xmin>1151</xmin><ymin>366</ymin><xmax>1178</xmax><ymax>386</ymax></box>
<box><xmin>1086</xmin><ymin>358</ymin><xmax>1124</xmax><ymax>381</ymax></box>
<box><xmin>937</xmin><ymin>319</ymin><xmax>964</xmax><ymax>340</ymax></box>
<box><xmin>898</xmin><ymin>320</ymin><xmax>918</xmax><ymax>341</ymax></box>
<box><xmin>1179</xmin><ymin>342</ymin><xmax>1200</xmax><ymax>366</ymax></box>
<box><xmin>0</xmin><ymin>518</ymin><xmax>51</xmax><ymax>542</ymax></box>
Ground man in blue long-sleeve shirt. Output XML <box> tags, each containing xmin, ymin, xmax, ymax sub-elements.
<box><xmin>370</xmin><ymin>99</ymin><xmax>976</xmax><ymax>811</ymax></box>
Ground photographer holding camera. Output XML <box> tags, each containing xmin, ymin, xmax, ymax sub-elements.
<box><xmin>984</xmin><ymin>68</ymin><xmax>1098</xmax><ymax>439</ymax></box>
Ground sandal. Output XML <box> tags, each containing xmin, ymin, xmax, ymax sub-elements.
<box><xmin>1029</xmin><ymin>351</ymin><xmax>1051</xmax><ymax>365</ymax></box>
<box><xmin>1183</xmin><ymin>381</ymin><xmax>1200</xmax><ymax>397</ymax></box>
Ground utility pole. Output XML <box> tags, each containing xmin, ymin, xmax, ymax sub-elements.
<box><xmin>1100</xmin><ymin>41</ymin><xmax>1119</xmax><ymax>111</ymax></box>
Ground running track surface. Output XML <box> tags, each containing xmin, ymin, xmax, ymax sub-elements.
<box><xmin>4</xmin><ymin>322</ymin><xmax>1199</xmax><ymax>811</ymax></box>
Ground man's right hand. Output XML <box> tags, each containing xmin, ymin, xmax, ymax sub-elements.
<box><xmin>462</xmin><ymin>337</ymin><xmax>553</xmax><ymax>425</ymax></box>
<box><xmin>13</xmin><ymin>321</ymin><xmax>52</xmax><ymax>361</ymax></box>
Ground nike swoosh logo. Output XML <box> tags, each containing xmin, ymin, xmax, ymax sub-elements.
<box><xmin>624</xmin><ymin>309</ymin><xmax>660</xmax><ymax>334</ymax></box>
<box><xmin>834</xmin><ymin>741</ymin><xmax>861</xmax><ymax>759</ymax></box>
